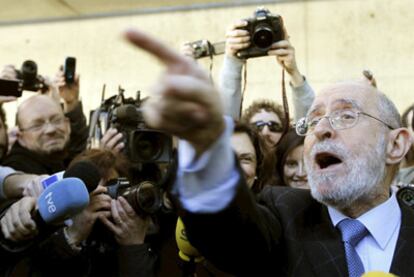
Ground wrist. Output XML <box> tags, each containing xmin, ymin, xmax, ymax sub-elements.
<box><xmin>289</xmin><ymin>71</ymin><xmax>305</xmax><ymax>87</ymax></box>
<box><xmin>4</xmin><ymin>173</ymin><xmax>31</xmax><ymax>198</ymax></box>
<box><xmin>191</xmin><ymin>118</ymin><xmax>225</xmax><ymax>158</ymax></box>
<box><xmin>64</xmin><ymin>99</ymin><xmax>79</xmax><ymax>113</ymax></box>
<box><xmin>64</xmin><ymin>226</ymin><xmax>82</xmax><ymax>248</ymax></box>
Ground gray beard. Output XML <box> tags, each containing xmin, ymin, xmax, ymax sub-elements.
<box><xmin>305</xmin><ymin>134</ymin><xmax>387</xmax><ymax>209</ymax></box>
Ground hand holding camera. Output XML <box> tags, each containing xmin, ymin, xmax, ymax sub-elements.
<box><xmin>65</xmin><ymin>184</ymin><xmax>112</xmax><ymax>247</ymax></box>
<box><xmin>100</xmin><ymin>196</ymin><xmax>149</xmax><ymax>246</ymax></box>
<box><xmin>225</xmin><ymin>20</ymin><xmax>251</xmax><ymax>58</ymax></box>
<box><xmin>234</xmin><ymin>8</ymin><xmax>286</xmax><ymax>59</ymax></box>
<box><xmin>268</xmin><ymin>40</ymin><xmax>304</xmax><ymax>87</ymax></box>
<box><xmin>100</xmin><ymin>127</ymin><xmax>125</xmax><ymax>153</ymax></box>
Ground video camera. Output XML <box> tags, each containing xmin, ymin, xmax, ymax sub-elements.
<box><xmin>89</xmin><ymin>87</ymin><xmax>175</xmax><ymax>217</ymax></box>
<box><xmin>236</xmin><ymin>7</ymin><xmax>286</xmax><ymax>59</ymax></box>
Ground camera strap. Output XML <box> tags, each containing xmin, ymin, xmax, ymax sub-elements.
<box><xmin>279</xmin><ymin>68</ymin><xmax>290</xmax><ymax>144</ymax></box>
<box><xmin>239</xmin><ymin>62</ymin><xmax>247</xmax><ymax>119</ymax></box>
<box><xmin>239</xmin><ymin>63</ymin><xmax>290</xmax><ymax>143</ymax></box>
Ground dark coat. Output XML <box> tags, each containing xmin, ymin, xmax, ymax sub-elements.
<box><xmin>179</xmin><ymin>177</ymin><xmax>414</xmax><ymax>277</ymax></box>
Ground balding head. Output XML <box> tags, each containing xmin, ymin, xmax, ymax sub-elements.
<box><xmin>315</xmin><ymin>80</ymin><xmax>400</xmax><ymax>129</ymax></box>
<box><xmin>17</xmin><ymin>94</ymin><xmax>70</xmax><ymax>155</ymax></box>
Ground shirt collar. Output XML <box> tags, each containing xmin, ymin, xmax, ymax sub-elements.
<box><xmin>328</xmin><ymin>193</ymin><xmax>401</xmax><ymax>250</ymax></box>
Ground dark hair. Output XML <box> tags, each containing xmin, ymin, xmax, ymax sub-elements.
<box><xmin>70</xmin><ymin>149</ymin><xmax>130</xmax><ymax>180</ymax></box>
<box><xmin>241</xmin><ymin>100</ymin><xmax>285</xmax><ymax>124</ymax></box>
<box><xmin>274</xmin><ymin>128</ymin><xmax>305</xmax><ymax>186</ymax></box>
<box><xmin>233</xmin><ymin>121</ymin><xmax>278</xmax><ymax>193</ymax></box>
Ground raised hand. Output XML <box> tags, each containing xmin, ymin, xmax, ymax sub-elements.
<box><xmin>125</xmin><ymin>29</ymin><xmax>225</xmax><ymax>156</ymax></box>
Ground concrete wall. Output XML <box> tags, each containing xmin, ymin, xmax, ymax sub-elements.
<box><xmin>0</xmin><ymin>0</ymin><xmax>412</xmax><ymax>127</ymax></box>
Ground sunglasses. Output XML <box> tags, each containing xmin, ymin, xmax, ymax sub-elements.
<box><xmin>252</xmin><ymin>120</ymin><xmax>283</xmax><ymax>133</ymax></box>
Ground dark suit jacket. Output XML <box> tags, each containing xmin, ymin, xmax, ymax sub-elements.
<box><xmin>179</xmin><ymin>180</ymin><xmax>414</xmax><ymax>277</ymax></box>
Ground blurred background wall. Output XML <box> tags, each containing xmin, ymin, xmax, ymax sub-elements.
<box><xmin>0</xmin><ymin>0</ymin><xmax>412</xmax><ymax>127</ymax></box>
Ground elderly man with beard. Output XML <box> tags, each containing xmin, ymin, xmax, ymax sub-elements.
<box><xmin>124</xmin><ymin>29</ymin><xmax>414</xmax><ymax>277</ymax></box>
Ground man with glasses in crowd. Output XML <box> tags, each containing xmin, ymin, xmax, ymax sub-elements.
<box><xmin>2</xmin><ymin>69</ymin><xmax>88</xmax><ymax>175</ymax></box>
<box><xmin>126</xmin><ymin>29</ymin><xmax>414</xmax><ymax>276</ymax></box>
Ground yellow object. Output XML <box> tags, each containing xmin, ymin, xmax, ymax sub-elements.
<box><xmin>175</xmin><ymin>217</ymin><xmax>204</xmax><ymax>263</ymax></box>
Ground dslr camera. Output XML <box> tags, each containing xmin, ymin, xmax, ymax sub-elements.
<box><xmin>0</xmin><ymin>60</ymin><xmax>47</xmax><ymax>97</ymax></box>
<box><xmin>15</xmin><ymin>60</ymin><xmax>47</xmax><ymax>92</ymax></box>
<box><xmin>236</xmin><ymin>8</ymin><xmax>286</xmax><ymax>59</ymax></box>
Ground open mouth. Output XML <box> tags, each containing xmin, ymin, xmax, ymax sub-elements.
<box><xmin>315</xmin><ymin>152</ymin><xmax>342</xmax><ymax>169</ymax></box>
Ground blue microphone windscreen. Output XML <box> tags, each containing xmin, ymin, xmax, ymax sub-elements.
<box><xmin>37</xmin><ymin>177</ymin><xmax>89</xmax><ymax>224</ymax></box>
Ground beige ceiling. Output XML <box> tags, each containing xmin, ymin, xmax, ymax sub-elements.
<box><xmin>0</xmin><ymin>0</ymin><xmax>282</xmax><ymax>25</ymax></box>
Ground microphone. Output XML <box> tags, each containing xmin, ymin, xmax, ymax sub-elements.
<box><xmin>41</xmin><ymin>172</ymin><xmax>64</xmax><ymax>189</ymax></box>
<box><xmin>175</xmin><ymin>217</ymin><xmax>204</xmax><ymax>277</ymax></box>
<box><xmin>36</xmin><ymin>177</ymin><xmax>89</xmax><ymax>225</ymax></box>
<box><xmin>0</xmin><ymin>178</ymin><xmax>90</xmax><ymax>253</ymax></box>
<box><xmin>361</xmin><ymin>272</ymin><xmax>398</xmax><ymax>277</ymax></box>
<box><xmin>63</xmin><ymin>160</ymin><xmax>101</xmax><ymax>193</ymax></box>
<box><xmin>41</xmin><ymin>160</ymin><xmax>101</xmax><ymax>192</ymax></box>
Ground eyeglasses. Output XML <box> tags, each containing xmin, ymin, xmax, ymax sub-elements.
<box><xmin>20</xmin><ymin>116</ymin><xmax>66</xmax><ymax>133</ymax></box>
<box><xmin>252</xmin><ymin>120</ymin><xmax>283</xmax><ymax>133</ymax></box>
<box><xmin>295</xmin><ymin>109</ymin><xmax>395</xmax><ymax>136</ymax></box>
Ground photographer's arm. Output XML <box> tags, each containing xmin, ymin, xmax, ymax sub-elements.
<box><xmin>268</xmin><ymin>40</ymin><xmax>315</xmax><ymax>120</ymax></box>
<box><xmin>51</xmin><ymin>68</ymin><xmax>88</xmax><ymax>159</ymax></box>
<box><xmin>218</xmin><ymin>21</ymin><xmax>249</xmax><ymax>120</ymax></box>
<box><xmin>2</xmin><ymin>173</ymin><xmax>47</xmax><ymax>199</ymax></box>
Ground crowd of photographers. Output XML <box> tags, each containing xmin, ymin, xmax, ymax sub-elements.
<box><xmin>0</xmin><ymin>7</ymin><xmax>412</xmax><ymax>277</ymax></box>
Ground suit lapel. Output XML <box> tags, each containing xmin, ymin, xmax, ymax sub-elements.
<box><xmin>389</xmin><ymin>199</ymin><xmax>414</xmax><ymax>276</ymax></box>
<box><xmin>302</xmin><ymin>205</ymin><xmax>349</xmax><ymax>277</ymax></box>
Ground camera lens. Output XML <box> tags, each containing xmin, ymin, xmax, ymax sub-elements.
<box><xmin>397</xmin><ymin>187</ymin><xmax>414</xmax><ymax>208</ymax></box>
<box><xmin>132</xmin><ymin>132</ymin><xmax>164</xmax><ymax>162</ymax></box>
<box><xmin>21</xmin><ymin>60</ymin><xmax>38</xmax><ymax>84</ymax></box>
<box><xmin>123</xmin><ymin>181</ymin><xmax>162</xmax><ymax>215</ymax></box>
<box><xmin>252</xmin><ymin>25</ymin><xmax>274</xmax><ymax>49</ymax></box>
<box><xmin>137</xmin><ymin>181</ymin><xmax>161</xmax><ymax>213</ymax></box>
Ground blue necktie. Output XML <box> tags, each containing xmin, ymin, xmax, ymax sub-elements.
<box><xmin>337</xmin><ymin>219</ymin><xmax>368</xmax><ymax>277</ymax></box>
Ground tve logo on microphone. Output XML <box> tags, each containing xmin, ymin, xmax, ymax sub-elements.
<box><xmin>44</xmin><ymin>191</ymin><xmax>57</xmax><ymax>213</ymax></box>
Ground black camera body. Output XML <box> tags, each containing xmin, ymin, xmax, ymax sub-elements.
<box><xmin>106</xmin><ymin>177</ymin><xmax>163</xmax><ymax>217</ymax></box>
<box><xmin>15</xmin><ymin>60</ymin><xmax>47</xmax><ymax>92</ymax></box>
<box><xmin>236</xmin><ymin>8</ymin><xmax>285</xmax><ymax>59</ymax></box>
